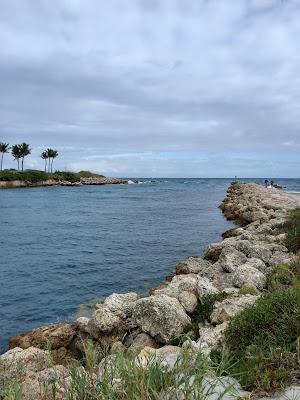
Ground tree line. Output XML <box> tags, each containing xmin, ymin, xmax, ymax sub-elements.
<box><xmin>0</xmin><ymin>142</ymin><xmax>59</xmax><ymax>172</ymax></box>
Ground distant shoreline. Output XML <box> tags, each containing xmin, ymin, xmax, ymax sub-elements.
<box><xmin>0</xmin><ymin>169</ymin><xmax>129</xmax><ymax>189</ymax></box>
<box><xmin>0</xmin><ymin>177</ymin><xmax>128</xmax><ymax>189</ymax></box>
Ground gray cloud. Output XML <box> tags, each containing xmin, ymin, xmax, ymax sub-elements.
<box><xmin>0</xmin><ymin>0</ymin><xmax>299</xmax><ymax>176</ymax></box>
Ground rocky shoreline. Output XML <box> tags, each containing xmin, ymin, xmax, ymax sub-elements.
<box><xmin>0</xmin><ymin>177</ymin><xmax>128</xmax><ymax>189</ymax></box>
<box><xmin>1</xmin><ymin>182</ymin><xmax>300</xmax><ymax>399</ymax></box>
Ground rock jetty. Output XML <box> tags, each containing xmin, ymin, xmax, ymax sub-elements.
<box><xmin>1</xmin><ymin>182</ymin><xmax>300</xmax><ymax>399</ymax></box>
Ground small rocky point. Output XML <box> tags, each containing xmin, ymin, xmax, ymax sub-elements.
<box><xmin>2</xmin><ymin>182</ymin><xmax>300</xmax><ymax>399</ymax></box>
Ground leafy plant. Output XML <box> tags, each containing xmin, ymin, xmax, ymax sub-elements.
<box><xmin>224</xmin><ymin>288</ymin><xmax>300</xmax><ymax>391</ymax></box>
<box><xmin>283</xmin><ymin>208</ymin><xmax>300</xmax><ymax>253</ymax></box>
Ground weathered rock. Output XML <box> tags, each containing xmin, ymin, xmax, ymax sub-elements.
<box><xmin>150</xmin><ymin>274</ymin><xmax>197</xmax><ymax>299</ymax></box>
<box><xmin>0</xmin><ymin>347</ymin><xmax>52</xmax><ymax>383</ymax></box>
<box><xmin>197</xmin><ymin>276</ymin><xmax>219</xmax><ymax>299</ymax></box>
<box><xmin>269</xmin><ymin>251</ymin><xmax>292</xmax><ymax>267</ymax></box>
<box><xmin>20</xmin><ymin>366</ymin><xmax>71</xmax><ymax>400</ymax></box>
<box><xmin>9</xmin><ymin>323</ymin><xmax>77</xmax><ymax>350</ymax></box>
<box><xmin>138</xmin><ymin>345</ymin><xmax>182</xmax><ymax>370</ymax></box>
<box><xmin>127</xmin><ymin>333</ymin><xmax>159</xmax><ymax>354</ymax></box>
<box><xmin>203</xmin><ymin>242</ymin><xmax>225</xmax><ymax>262</ymax></box>
<box><xmin>247</xmin><ymin>244</ymin><xmax>273</xmax><ymax>263</ymax></box>
<box><xmin>244</xmin><ymin>257</ymin><xmax>268</xmax><ymax>273</ymax></box>
<box><xmin>198</xmin><ymin>322</ymin><xmax>228</xmax><ymax>353</ymax></box>
<box><xmin>218</xmin><ymin>247</ymin><xmax>247</xmax><ymax>273</ymax></box>
<box><xmin>232</xmin><ymin>264</ymin><xmax>266</xmax><ymax>290</ymax></box>
<box><xmin>178</xmin><ymin>290</ymin><xmax>198</xmax><ymax>313</ymax></box>
<box><xmin>210</xmin><ymin>294</ymin><xmax>258</xmax><ymax>325</ymax></box>
<box><xmin>133</xmin><ymin>295</ymin><xmax>191</xmax><ymax>344</ymax></box>
<box><xmin>86</xmin><ymin>306</ymin><xmax>132</xmax><ymax>342</ymax></box>
<box><xmin>176</xmin><ymin>257</ymin><xmax>211</xmax><ymax>274</ymax></box>
<box><xmin>104</xmin><ymin>292</ymin><xmax>139</xmax><ymax>316</ymax></box>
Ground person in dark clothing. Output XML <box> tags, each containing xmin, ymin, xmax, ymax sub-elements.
<box><xmin>264</xmin><ymin>179</ymin><xmax>269</xmax><ymax>187</ymax></box>
<box><xmin>270</xmin><ymin>180</ymin><xmax>274</xmax><ymax>187</ymax></box>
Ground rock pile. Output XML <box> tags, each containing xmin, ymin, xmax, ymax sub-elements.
<box><xmin>2</xmin><ymin>182</ymin><xmax>300</xmax><ymax>398</ymax></box>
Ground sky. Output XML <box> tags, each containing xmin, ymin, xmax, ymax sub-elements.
<box><xmin>0</xmin><ymin>0</ymin><xmax>299</xmax><ymax>178</ymax></box>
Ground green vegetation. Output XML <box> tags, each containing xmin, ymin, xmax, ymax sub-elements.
<box><xmin>0</xmin><ymin>346</ymin><xmax>240</xmax><ymax>400</ymax></box>
<box><xmin>0</xmin><ymin>169</ymin><xmax>48</xmax><ymax>183</ymax></box>
<box><xmin>51</xmin><ymin>171</ymin><xmax>80</xmax><ymax>183</ymax></box>
<box><xmin>222</xmin><ymin>288</ymin><xmax>300</xmax><ymax>392</ymax></box>
<box><xmin>266</xmin><ymin>259</ymin><xmax>300</xmax><ymax>292</ymax></box>
<box><xmin>283</xmin><ymin>208</ymin><xmax>300</xmax><ymax>253</ymax></box>
<box><xmin>78</xmin><ymin>171</ymin><xmax>105</xmax><ymax>178</ymax></box>
<box><xmin>0</xmin><ymin>169</ymin><xmax>80</xmax><ymax>184</ymax></box>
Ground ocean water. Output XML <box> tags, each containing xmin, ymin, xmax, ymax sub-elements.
<box><xmin>0</xmin><ymin>178</ymin><xmax>299</xmax><ymax>352</ymax></box>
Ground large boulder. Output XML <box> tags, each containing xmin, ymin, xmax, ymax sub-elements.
<box><xmin>232</xmin><ymin>264</ymin><xmax>266</xmax><ymax>291</ymax></box>
<box><xmin>86</xmin><ymin>305</ymin><xmax>134</xmax><ymax>342</ymax></box>
<box><xmin>197</xmin><ymin>277</ymin><xmax>219</xmax><ymax>299</ymax></box>
<box><xmin>127</xmin><ymin>333</ymin><xmax>159</xmax><ymax>355</ymax></box>
<box><xmin>150</xmin><ymin>274</ymin><xmax>197</xmax><ymax>299</ymax></box>
<box><xmin>198</xmin><ymin>322</ymin><xmax>228</xmax><ymax>353</ymax></box>
<box><xmin>176</xmin><ymin>257</ymin><xmax>211</xmax><ymax>274</ymax></box>
<box><xmin>9</xmin><ymin>323</ymin><xmax>77</xmax><ymax>350</ymax></box>
<box><xmin>0</xmin><ymin>347</ymin><xmax>52</xmax><ymax>384</ymax></box>
<box><xmin>178</xmin><ymin>290</ymin><xmax>198</xmax><ymax>313</ymax></box>
<box><xmin>133</xmin><ymin>295</ymin><xmax>191</xmax><ymax>344</ymax></box>
<box><xmin>210</xmin><ymin>294</ymin><xmax>259</xmax><ymax>325</ymax></box>
<box><xmin>104</xmin><ymin>292</ymin><xmax>139</xmax><ymax>316</ymax></box>
<box><xmin>138</xmin><ymin>345</ymin><xmax>182</xmax><ymax>370</ymax></box>
<box><xmin>218</xmin><ymin>247</ymin><xmax>247</xmax><ymax>273</ymax></box>
<box><xmin>20</xmin><ymin>366</ymin><xmax>71</xmax><ymax>400</ymax></box>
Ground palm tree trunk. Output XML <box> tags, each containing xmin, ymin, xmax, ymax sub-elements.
<box><xmin>0</xmin><ymin>153</ymin><xmax>3</xmax><ymax>171</ymax></box>
<box><xmin>51</xmin><ymin>158</ymin><xmax>54</xmax><ymax>173</ymax></box>
<box><xmin>17</xmin><ymin>159</ymin><xmax>19</xmax><ymax>171</ymax></box>
<box><xmin>22</xmin><ymin>157</ymin><xmax>24</xmax><ymax>172</ymax></box>
<box><xmin>44</xmin><ymin>159</ymin><xmax>47</xmax><ymax>173</ymax></box>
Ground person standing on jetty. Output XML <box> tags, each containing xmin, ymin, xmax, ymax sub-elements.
<box><xmin>264</xmin><ymin>179</ymin><xmax>269</xmax><ymax>187</ymax></box>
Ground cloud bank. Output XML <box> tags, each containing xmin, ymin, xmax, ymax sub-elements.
<box><xmin>0</xmin><ymin>0</ymin><xmax>299</xmax><ymax>177</ymax></box>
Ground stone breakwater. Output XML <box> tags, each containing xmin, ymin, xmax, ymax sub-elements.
<box><xmin>0</xmin><ymin>177</ymin><xmax>128</xmax><ymax>189</ymax></box>
<box><xmin>1</xmin><ymin>182</ymin><xmax>300</xmax><ymax>399</ymax></box>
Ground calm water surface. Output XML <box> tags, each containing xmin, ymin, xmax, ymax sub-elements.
<box><xmin>1</xmin><ymin>178</ymin><xmax>300</xmax><ymax>352</ymax></box>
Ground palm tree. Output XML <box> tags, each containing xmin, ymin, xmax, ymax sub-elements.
<box><xmin>50</xmin><ymin>150</ymin><xmax>58</xmax><ymax>173</ymax></box>
<box><xmin>11</xmin><ymin>144</ymin><xmax>22</xmax><ymax>171</ymax></box>
<box><xmin>41</xmin><ymin>151</ymin><xmax>48</xmax><ymax>173</ymax></box>
<box><xmin>0</xmin><ymin>142</ymin><xmax>10</xmax><ymax>171</ymax></box>
<box><xmin>45</xmin><ymin>148</ymin><xmax>59</xmax><ymax>173</ymax></box>
<box><xmin>19</xmin><ymin>143</ymin><xmax>31</xmax><ymax>172</ymax></box>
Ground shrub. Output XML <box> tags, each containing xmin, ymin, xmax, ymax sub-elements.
<box><xmin>266</xmin><ymin>259</ymin><xmax>300</xmax><ymax>292</ymax></box>
<box><xmin>224</xmin><ymin>288</ymin><xmax>300</xmax><ymax>391</ymax></box>
<box><xmin>0</xmin><ymin>169</ymin><xmax>48</xmax><ymax>183</ymax></box>
<box><xmin>78</xmin><ymin>170</ymin><xmax>105</xmax><ymax>178</ymax></box>
<box><xmin>283</xmin><ymin>208</ymin><xmax>300</xmax><ymax>252</ymax></box>
<box><xmin>51</xmin><ymin>171</ymin><xmax>80</xmax><ymax>183</ymax></box>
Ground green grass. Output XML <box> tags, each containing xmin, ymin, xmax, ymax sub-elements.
<box><xmin>283</xmin><ymin>208</ymin><xmax>300</xmax><ymax>253</ymax></box>
<box><xmin>222</xmin><ymin>288</ymin><xmax>300</xmax><ymax>392</ymax></box>
<box><xmin>0</xmin><ymin>348</ymin><xmax>242</xmax><ymax>400</ymax></box>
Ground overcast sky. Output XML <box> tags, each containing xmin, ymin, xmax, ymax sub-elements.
<box><xmin>0</xmin><ymin>0</ymin><xmax>299</xmax><ymax>177</ymax></box>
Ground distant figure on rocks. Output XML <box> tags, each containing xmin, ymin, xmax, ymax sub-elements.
<box><xmin>270</xmin><ymin>180</ymin><xmax>274</xmax><ymax>187</ymax></box>
<box><xmin>264</xmin><ymin>179</ymin><xmax>269</xmax><ymax>187</ymax></box>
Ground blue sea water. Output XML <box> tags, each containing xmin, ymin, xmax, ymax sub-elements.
<box><xmin>0</xmin><ymin>178</ymin><xmax>300</xmax><ymax>352</ymax></box>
